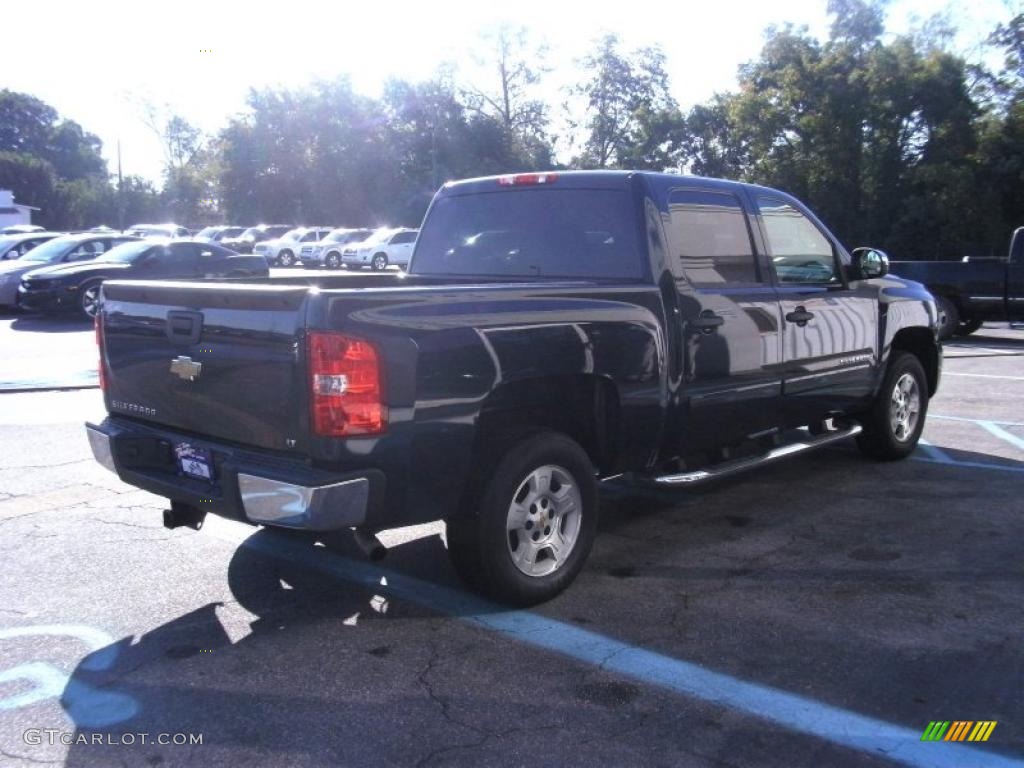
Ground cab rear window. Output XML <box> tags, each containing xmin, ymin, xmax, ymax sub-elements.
<box><xmin>411</xmin><ymin>189</ymin><xmax>642</xmax><ymax>279</ymax></box>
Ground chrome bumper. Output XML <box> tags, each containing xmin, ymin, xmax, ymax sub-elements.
<box><xmin>237</xmin><ymin>473</ymin><xmax>369</xmax><ymax>530</ymax></box>
<box><xmin>86</xmin><ymin>423</ymin><xmax>369</xmax><ymax>531</ymax></box>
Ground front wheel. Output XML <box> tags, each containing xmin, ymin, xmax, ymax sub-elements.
<box><xmin>856</xmin><ymin>352</ymin><xmax>929</xmax><ymax>461</ymax></box>
<box><xmin>371</xmin><ymin>253</ymin><xmax>388</xmax><ymax>271</ymax></box>
<box><xmin>446</xmin><ymin>431</ymin><xmax>598</xmax><ymax>606</ymax></box>
<box><xmin>325</xmin><ymin>251</ymin><xmax>341</xmax><ymax>270</ymax></box>
<box><xmin>277</xmin><ymin>250</ymin><xmax>295</xmax><ymax>268</ymax></box>
<box><xmin>79</xmin><ymin>281</ymin><xmax>102</xmax><ymax>319</ymax></box>
<box><xmin>955</xmin><ymin>318</ymin><xmax>984</xmax><ymax>337</ymax></box>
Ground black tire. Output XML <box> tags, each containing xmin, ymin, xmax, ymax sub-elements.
<box><xmin>955</xmin><ymin>318</ymin><xmax>984</xmax><ymax>337</ymax></box>
<box><xmin>371</xmin><ymin>253</ymin><xmax>388</xmax><ymax>271</ymax></box>
<box><xmin>935</xmin><ymin>296</ymin><xmax>959</xmax><ymax>341</ymax></box>
<box><xmin>325</xmin><ymin>251</ymin><xmax>341</xmax><ymax>270</ymax></box>
<box><xmin>78</xmin><ymin>280</ymin><xmax>103</xmax><ymax>319</ymax></box>
<box><xmin>856</xmin><ymin>352</ymin><xmax>929</xmax><ymax>461</ymax></box>
<box><xmin>445</xmin><ymin>431</ymin><xmax>598</xmax><ymax>606</ymax></box>
<box><xmin>277</xmin><ymin>250</ymin><xmax>295</xmax><ymax>268</ymax></box>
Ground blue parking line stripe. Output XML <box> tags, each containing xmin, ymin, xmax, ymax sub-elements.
<box><xmin>916</xmin><ymin>440</ymin><xmax>955</xmax><ymax>464</ymax></box>
<box><xmin>232</xmin><ymin>529</ymin><xmax>1024</xmax><ymax>768</ymax></box>
<box><xmin>977</xmin><ymin>421</ymin><xmax>1024</xmax><ymax>453</ymax></box>
<box><xmin>912</xmin><ymin>456</ymin><xmax>1024</xmax><ymax>474</ymax></box>
<box><xmin>931</xmin><ymin>414</ymin><xmax>1024</xmax><ymax>427</ymax></box>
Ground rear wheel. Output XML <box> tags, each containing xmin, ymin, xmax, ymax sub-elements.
<box><xmin>79</xmin><ymin>281</ymin><xmax>102</xmax><ymax>319</ymax></box>
<box><xmin>445</xmin><ymin>431</ymin><xmax>598</xmax><ymax>606</ymax></box>
<box><xmin>325</xmin><ymin>251</ymin><xmax>341</xmax><ymax>270</ymax></box>
<box><xmin>277</xmin><ymin>250</ymin><xmax>295</xmax><ymax>268</ymax></box>
<box><xmin>936</xmin><ymin>296</ymin><xmax>959</xmax><ymax>341</ymax></box>
<box><xmin>856</xmin><ymin>352</ymin><xmax>928</xmax><ymax>461</ymax></box>
<box><xmin>371</xmin><ymin>253</ymin><xmax>388</xmax><ymax>271</ymax></box>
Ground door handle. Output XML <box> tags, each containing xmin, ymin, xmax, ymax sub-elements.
<box><xmin>690</xmin><ymin>311</ymin><xmax>725</xmax><ymax>334</ymax></box>
<box><xmin>785</xmin><ymin>307</ymin><xmax>815</xmax><ymax>327</ymax></box>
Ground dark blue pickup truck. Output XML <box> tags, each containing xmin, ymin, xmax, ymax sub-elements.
<box><xmin>891</xmin><ymin>227</ymin><xmax>1023</xmax><ymax>339</ymax></box>
<box><xmin>86</xmin><ymin>171</ymin><xmax>941</xmax><ymax>604</ymax></box>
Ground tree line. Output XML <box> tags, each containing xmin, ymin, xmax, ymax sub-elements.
<box><xmin>1</xmin><ymin>0</ymin><xmax>1021</xmax><ymax>259</ymax></box>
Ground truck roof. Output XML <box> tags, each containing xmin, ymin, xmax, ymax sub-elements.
<box><xmin>438</xmin><ymin>170</ymin><xmax>751</xmax><ymax>196</ymax></box>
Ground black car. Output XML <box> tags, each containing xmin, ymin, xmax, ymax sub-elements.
<box><xmin>220</xmin><ymin>224</ymin><xmax>293</xmax><ymax>254</ymax></box>
<box><xmin>19</xmin><ymin>239</ymin><xmax>270</xmax><ymax>318</ymax></box>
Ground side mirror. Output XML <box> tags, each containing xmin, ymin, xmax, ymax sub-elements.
<box><xmin>850</xmin><ymin>247</ymin><xmax>889</xmax><ymax>280</ymax></box>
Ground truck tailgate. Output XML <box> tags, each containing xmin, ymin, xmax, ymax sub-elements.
<box><xmin>100</xmin><ymin>280</ymin><xmax>310</xmax><ymax>453</ymax></box>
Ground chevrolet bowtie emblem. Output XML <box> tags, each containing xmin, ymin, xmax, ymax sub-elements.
<box><xmin>170</xmin><ymin>356</ymin><xmax>202</xmax><ymax>381</ymax></box>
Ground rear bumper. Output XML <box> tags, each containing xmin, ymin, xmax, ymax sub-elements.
<box><xmin>86</xmin><ymin>416</ymin><xmax>383</xmax><ymax>531</ymax></box>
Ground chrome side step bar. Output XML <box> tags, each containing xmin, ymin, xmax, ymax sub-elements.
<box><xmin>651</xmin><ymin>424</ymin><xmax>863</xmax><ymax>487</ymax></box>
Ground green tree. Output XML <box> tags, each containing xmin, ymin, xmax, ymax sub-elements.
<box><xmin>570</xmin><ymin>34</ymin><xmax>680</xmax><ymax>169</ymax></box>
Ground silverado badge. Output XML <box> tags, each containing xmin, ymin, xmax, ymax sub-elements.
<box><xmin>170</xmin><ymin>356</ymin><xmax>202</xmax><ymax>381</ymax></box>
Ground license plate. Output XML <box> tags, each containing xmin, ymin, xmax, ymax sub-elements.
<box><xmin>175</xmin><ymin>443</ymin><xmax>214</xmax><ymax>481</ymax></box>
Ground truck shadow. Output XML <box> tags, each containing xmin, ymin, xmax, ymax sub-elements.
<box><xmin>55</xmin><ymin>442</ymin><xmax>1024</xmax><ymax>766</ymax></box>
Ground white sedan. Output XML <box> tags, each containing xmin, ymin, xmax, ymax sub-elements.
<box><xmin>342</xmin><ymin>228</ymin><xmax>418</xmax><ymax>271</ymax></box>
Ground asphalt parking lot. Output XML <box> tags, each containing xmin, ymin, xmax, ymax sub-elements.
<box><xmin>0</xmin><ymin>289</ymin><xmax>1021</xmax><ymax>767</ymax></box>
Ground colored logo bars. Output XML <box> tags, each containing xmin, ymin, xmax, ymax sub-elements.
<box><xmin>921</xmin><ymin>721</ymin><xmax>997</xmax><ymax>742</ymax></box>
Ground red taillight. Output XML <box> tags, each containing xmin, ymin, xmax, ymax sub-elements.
<box><xmin>497</xmin><ymin>172</ymin><xmax>558</xmax><ymax>186</ymax></box>
<box><xmin>308</xmin><ymin>331</ymin><xmax>385</xmax><ymax>436</ymax></box>
<box><xmin>95</xmin><ymin>313</ymin><xmax>107</xmax><ymax>391</ymax></box>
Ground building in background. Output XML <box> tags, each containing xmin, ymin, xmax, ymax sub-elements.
<box><xmin>0</xmin><ymin>190</ymin><xmax>40</xmax><ymax>229</ymax></box>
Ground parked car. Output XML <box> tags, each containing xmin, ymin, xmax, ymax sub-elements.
<box><xmin>342</xmin><ymin>228</ymin><xmax>418</xmax><ymax>270</ymax></box>
<box><xmin>220</xmin><ymin>225</ymin><xmax>294</xmax><ymax>254</ymax></box>
<box><xmin>890</xmin><ymin>227</ymin><xmax>1023</xmax><ymax>339</ymax></box>
<box><xmin>0</xmin><ymin>231</ymin><xmax>62</xmax><ymax>260</ymax></box>
<box><xmin>0</xmin><ymin>224</ymin><xmax>46</xmax><ymax>235</ymax></box>
<box><xmin>254</xmin><ymin>227</ymin><xmax>333</xmax><ymax>267</ymax></box>
<box><xmin>300</xmin><ymin>228</ymin><xmax>375</xmax><ymax>269</ymax></box>
<box><xmin>0</xmin><ymin>232</ymin><xmax>138</xmax><ymax>308</ymax></box>
<box><xmin>126</xmin><ymin>223</ymin><xmax>191</xmax><ymax>238</ymax></box>
<box><xmin>86</xmin><ymin>170</ymin><xmax>940</xmax><ymax>605</ymax></box>
<box><xmin>194</xmin><ymin>226</ymin><xmax>246</xmax><ymax>244</ymax></box>
<box><xmin>19</xmin><ymin>239</ymin><xmax>269</xmax><ymax>318</ymax></box>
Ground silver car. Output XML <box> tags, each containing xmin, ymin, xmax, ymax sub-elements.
<box><xmin>300</xmin><ymin>228</ymin><xmax>375</xmax><ymax>269</ymax></box>
<box><xmin>254</xmin><ymin>227</ymin><xmax>333</xmax><ymax>267</ymax></box>
<box><xmin>0</xmin><ymin>232</ymin><xmax>62</xmax><ymax>261</ymax></box>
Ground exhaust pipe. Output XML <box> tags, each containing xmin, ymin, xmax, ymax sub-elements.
<box><xmin>163</xmin><ymin>501</ymin><xmax>206</xmax><ymax>531</ymax></box>
<box><xmin>352</xmin><ymin>529</ymin><xmax>387</xmax><ymax>561</ymax></box>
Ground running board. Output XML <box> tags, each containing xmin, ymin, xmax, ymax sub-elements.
<box><xmin>650</xmin><ymin>424</ymin><xmax>863</xmax><ymax>487</ymax></box>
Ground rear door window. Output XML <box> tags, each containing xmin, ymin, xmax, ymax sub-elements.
<box><xmin>665</xmin><ymin>189</ymin><xmax>761</xmax><ymax>286</ymax></box>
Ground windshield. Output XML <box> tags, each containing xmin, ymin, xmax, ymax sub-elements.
<box><xmin>221</xmin><ymin>227</ymin><xmax>244</xmax><ymax>238</ymax></box>
<box><xmin>21</xmin><ymin>237</ymin><xmax>76</xmax><ymax>263</ymax></box>
<box><xmin>411</xmin><ymin>189</ymin><xmax>642</xmax><ymax>279</ymax></box>
<box><xmin>325</xmin><ymin>229</ymin><xmax>352</xmax><ymax>242</ymax></box>
<box><xmin>196</xmin><ymin>227</ymin><xmax>221</xmax><ymax>238</ymax></box>
<box><xmin>239</xmin><ymin>228</ymin><xmax>262</xmax><ymax>239</ymax></box>
<box><xmin>360</xmin><ymin>229</ymin><xmax>395</xmax><ymax>247</ymax></box>
<box><xmin>97</xmin><ymin>241</ymin><xmax>156</xmax><ymax>264</ymax></box>
<box><xmin>281</xmin><ymin>228</ymin><xmax>306</xmax><ymax>241</ymax></box>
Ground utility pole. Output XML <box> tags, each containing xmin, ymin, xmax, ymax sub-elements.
<box><xmin>117</xmin><ymin>140</ymin><xmax>126</xmax><ymax>232</ymax></box>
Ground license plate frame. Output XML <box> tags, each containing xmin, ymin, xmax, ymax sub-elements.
<box><xmin>175</xmin><ymin>442</ymin><xmax>214</xmax><ymax>481</ymax></box>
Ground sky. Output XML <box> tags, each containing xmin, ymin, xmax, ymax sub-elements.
<box><xmin>5</xmin><ymin>0</ymin><xmax>1018</xmax><ymax>185</ymax></box>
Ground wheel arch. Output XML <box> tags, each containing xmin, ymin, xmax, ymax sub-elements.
<box><xmin>890</xmin><ymin>327</ymin><xmax>939</xmax><ymax>396</ymax></box>
<box><xmin>473</xmin><ymin>373</ymin><xmax>622</xmax><ymax>476</ymax></box>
